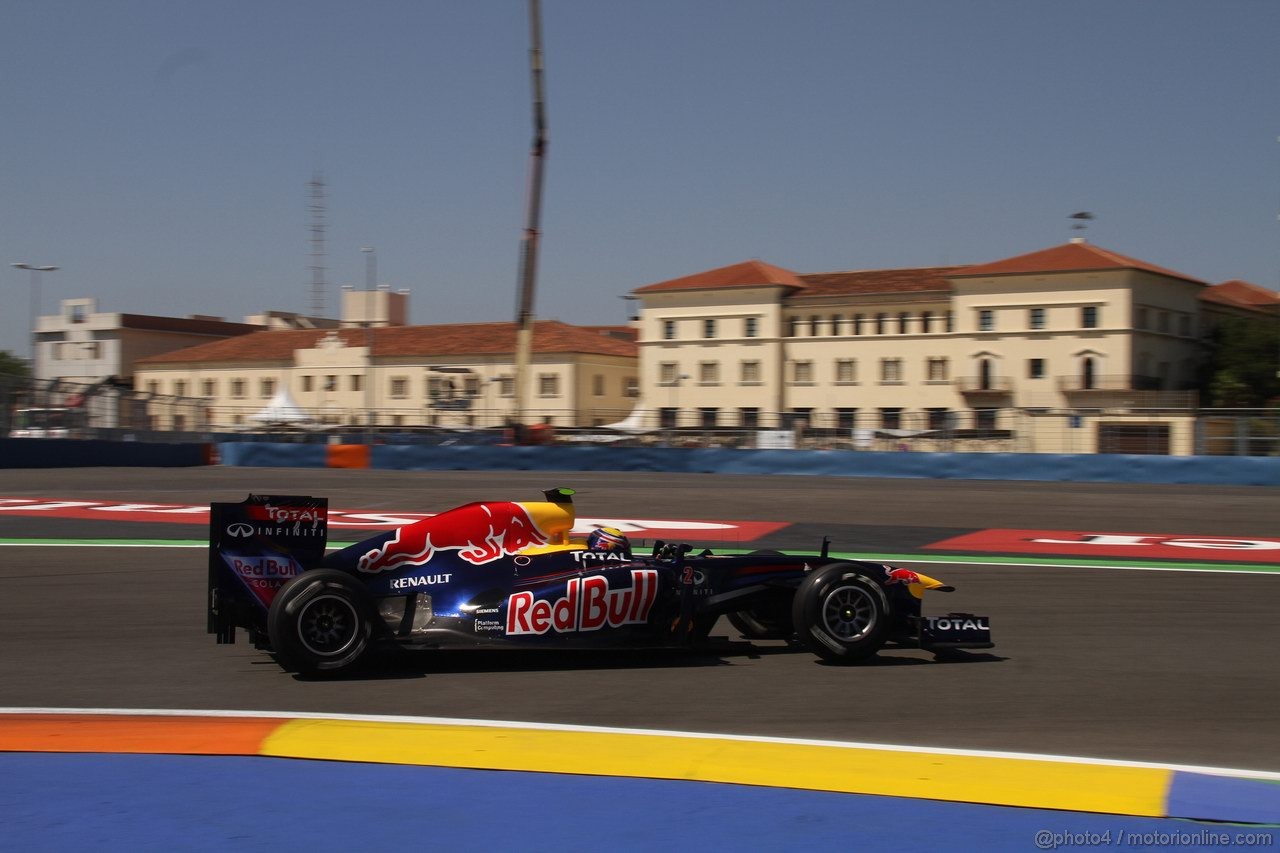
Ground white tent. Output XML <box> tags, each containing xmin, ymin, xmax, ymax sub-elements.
<box><xmin>248</xmin><ymin>388</ymin><xmax>313</xmax><ymax>425</ymax></box>
<box><xmin>601</xmin><ymin>406</ymin><xmax>659</xmax><ymax>435</ymax></box>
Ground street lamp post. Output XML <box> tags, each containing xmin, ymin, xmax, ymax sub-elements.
<box><xmin>360</xmin><ymin>247</ymin><xmax>376</xmax><ymax>430</ymax></box>
<box><xmin>11</xmin><ymin>263</ymin><xmax>59</xmax><ymax>379</ymax></box>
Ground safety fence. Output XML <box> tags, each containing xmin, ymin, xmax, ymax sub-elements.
<box><xmin>1</xmin><ymin>375</ymin><xmax>1277</xmax><ymax>456</ymax></box>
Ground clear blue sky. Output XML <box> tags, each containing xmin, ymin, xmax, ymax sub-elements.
<box><xmin>4</xmin><ymin>0</ymin><xmax>1280</xmax><ymax>355</ymax></box>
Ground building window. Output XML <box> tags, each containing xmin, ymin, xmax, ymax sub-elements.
<box><xmin>463</xmin><ymin>376</ymin><xmax>479</xmax><ymax>397</ymax></box>
<box><xmin>791</xmin><ymin>360</ymin><xmax>813</xmax><ymax>384</ymax></box>
<box><xmin>740</xmin><ymin>360</ymin><xmax>761</xmax><ymax>384</ymax></box>
<box><xmin>1136</xmin><ymin>307</ymin><xmax>1148</xmax><ymax>330</ymax></box>
<box><xmin>1178</xmin><ymin>315</ymin><xmax>1190</xmax><ymax>337</ymax></box>
<box><xmin>786</xmin><ymin>407</ymin><xmax>813</xmax><ymax>429</ymax></box>
<box><xmin>879</xmin><ymin>358</ymin><xmax>903</xmax><ymax>383</ymax></box>
<box><xmin>926</xmin><ymin>357</ymin><xmax>949</xmax><ymax>381</ymax></box>
<box><xmin>261</xmin><ymin>378</ymin><xmax>275</xmax><ymax>397</ymax></box>
<box><xmin>230</xmin><ymin>379</ymin><xmax>246</xmax><ymax>399</ymax></box>
<box><xmin>538</xmin><ymin>374</ymin><xmax>559</xmax><ymax>397</ymax></box>
<box><xmin>875</xmin><ymin>313</ymin><xmax>887</xmax><ymax>335</ymax></box>
<box><xmin>390</xmin><ymin>378</ymin><xmax>407</xmax><ymax>398</ymax></box>
<box><xmin>1028</xmin><ymin>358</ymin><xmax>1045</xmax><ymax>379</ymax></box>
<box><xmin>703</xmin><ymin>318</ymin><xmax>716</xmax><ymax>339</ymax></box>
<box><xmin>1157</xmin><ymin>311</ymin><xmax>1169</xmax><ymax>333</ymax></box>
<box><xmin>659</xmin><ymin>408</ymin><xmax>678</xmax><ymax>429</ymax></box>
<box><xmin>945</xmin><ymin>310</ymin><xmax>954</xmax><ymax>332</ymax></box>
<box><xmin>173</xmin><ymin>380</ymin><xmax>186</xmax><ymax>397</ymax></box>
<box><xmin>974</xmin><ymin>408</ymin><xmax>999</xmax><ymax>431</ymax></box>
<box><xmin>349</xmin><ymin>375</ymin><xmax>361</xmax><ymax>392</ymax></box>
<box><xmin>698</xmin><ymin>361</ymin><xmax>719</xmax><ymax>385</ymax></box>
<box><xmin>788</xmin><ymin>317</ymin><xmax>799</xmax><ymax>337</ymax></box>
<box><xmin>69</xmin><ymin>304</ymin><xmax>86</xmax><ymax>323</ymax></box>
<box><xmin>853</xmin><ymin>314</ymin><xmax>865</xmax><ymax>335</ymax></box>
<box><xmin>498</xmin><ymin>376</ymin><xmax>514</xmax><ymax>397</ymax></box>
<box><xmin>699</xmin><ymin>407</ymin><xmax>718</xmax><ymax>429</ymax></box>
<box><xmin>301</xmin><ymin>375</ymin><xmax>313</xmax><ymax>392</ymax></box>
<box><xmin>1082</xmin><ymin>306</ymin><xmax>1099</xmax><ymax>328</ymax></box>
<box><xmin>835</xmin><ymin>408</ymin><xmax>858</xmax><ymax>430</ymax></box>
<box><xmin>592</xmin><ymin>375</ymin><xmax>604</xmax><ymax>396</ymax></box>
<box><xmin>744</xmin><ymin>317</ymin><xmax>758</xmax><ymax>338</ymax></box>
<box><xmin>830</xmin><ymin>315</ymin><xmax>842</xmax><ymax>335</ymax></box>
<box><xmin>921</xmin><ymin>311</ymin><xmax>934</xmax><ymax>333</ymax></box>
<box><xmin>144</xmin><ymin>380</ymin><xmax>157</xmax><ymax>396</ymax></box>
<box><xmin>662</xmin><ymin>320</ymin><xmax>676</xmax><ymax>340</ymax></box>
<box><xmin>978</xmin><ymin>309</ymin><xmax>994</xmax><ymax>331</ymax></box>
<box><xmin>321</xmin><ymin>375</ymin><xmax>335</xmax><ymax>392</ymax></box>
<box><xmin>739</xmin><ymin>408</ymin><xmax>759</xmax><ymax>429</ymax></box>
<box><xmin>427</xmin><ymin>377</ymin><xmax>446</xmax><ymax>399</ymax></box>
<box><xmin>806</xmin><ymin>316</ymin><xmax>817</xmax><ymax>336</ymax></box>
<box><xmin>1029</xmin><ymin>308</ymin><xmax>1045</xmax><ymax>330</ymax></box>
<box><xmin>927</xmin><ymin>408</ymin><xmax>950</xmax><ymax>430</ymax></box>
<box><xmin>898</xmin><ymin>312</ymin><xmax>910</xmax><ymax>334</ymax></box>
<box><xmin>660</xmin><ymin>362</ymin><xmax>677</xmax><ymax>384</ymax></box>
<box><xmin>202</xmin><ymin>379</ymin><xmax>216</xmax><ymax>397</ymax></box>
<box><xmin>624</xmin><ymin>376</ymin><xmax>638</xmax><ymax>398</ymax></box>
<box><xmin>880</xmin><ymin>407</ymin><xmax>902</xmax><ymax>430</ymax></box>
<box><xmin>836</xmin><ymin>358</ymin><xmax>857</xmax><ymax>383</ymax></box>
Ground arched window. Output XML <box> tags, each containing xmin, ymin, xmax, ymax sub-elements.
<box><xmin>1082</xmin><ymin>357</ymin><xmax>1095</xmax><ymax>390</ymax></box>
<box><xmin>979</xmin><ymin>358</ymin><xmax>993</xmax><ymax>390</ymax></box>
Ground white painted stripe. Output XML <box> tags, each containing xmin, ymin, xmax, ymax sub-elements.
<box><xmin>0</xmin><ymin>541</ymin><xmax>1276</xmax><ymax>576</ymax></box>
<box><xmin>880</xmin><ymin>557</ymin><xmax>1279</xmax><ymax>576</ymax></box>
<box><xmin>3</xmin><ymin>706</ymin><xmax>1277</xmax><ymax>781</ymax></box>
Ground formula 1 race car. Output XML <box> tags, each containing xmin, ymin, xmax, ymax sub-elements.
<box><xmin>207</xmin><ymin>488</ymin><xmax>992</xmax><ymax>675</ymax></box>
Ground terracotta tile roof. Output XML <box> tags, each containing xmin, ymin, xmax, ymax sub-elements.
<box><xmin>632</xmin><ymin>259</ymin><xmax>806</xmax><ymax>294</ymax></box>
<box><xmin>795</xmin><ymin>266</ymin><xmax>966</xmax><ymax>297</ymax></box>
<box><xmin>952</xmin><ymin>241</ymin><xmax>1205</xmax><ymax>285</ymax></box>
<box><xmin>135</xmin><ymin>320</ymin><xmax>637</xmax><ymax>366</ymax></box>
<box><xmin>1201</xmin><ymin>280</ymin><xmax>1280</xmax><ymax>310</ymax></box>
<box><xmin>581</xmin><ymin>324</ymin><xmax>639</xmax><ymax>342</ymax></box>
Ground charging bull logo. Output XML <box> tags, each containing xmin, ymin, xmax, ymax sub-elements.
<box><xmin>358</xmin><ymin>501</ymin><xmax>549</xmax><ymax>573</ymax></box>
<box><xmin>885</xmin><ymin>568</ymin><xmax>921</xmax><ymax>585</ymax></box>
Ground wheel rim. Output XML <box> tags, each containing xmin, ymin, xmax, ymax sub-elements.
<box><xmin>297</xmin><ymin>594</ymin><xmax>360</xmax><ymax>658</ymax></box>
<box><xmin>821</xmin><ymin>584</ymin><xmax>876</xmax><ymax>642</ymax></box>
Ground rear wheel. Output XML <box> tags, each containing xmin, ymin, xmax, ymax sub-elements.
<box><xmin>791</xmin><ymin>564</ymin><xmax>889</xmax><ymax>664</ymax></box>
<box><xmin>268</xmin><ymin>569</ymin><xmax>373</xmax><ymax>675</ymax></box>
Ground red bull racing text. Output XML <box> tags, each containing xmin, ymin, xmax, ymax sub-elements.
<box><xmin>506</xmin><ymin>570</ymin><xmax>659</xmax><ymax>636</ymax></box>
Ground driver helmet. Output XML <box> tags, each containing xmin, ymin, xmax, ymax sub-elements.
<box><xmin>587</xmin><ymin>526</ymin><xmax>630</xmax><ymax>556</ymax></box>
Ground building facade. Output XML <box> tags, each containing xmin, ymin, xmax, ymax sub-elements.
<box><xmin>629</xmin><ymin>240</ymin><xmax>1267</xmax><ymax>454</ymax></box>
<box><xmin>134</xmin><ymin>320</ymin><xmax>639</xmax><ymax>430</ymax></box>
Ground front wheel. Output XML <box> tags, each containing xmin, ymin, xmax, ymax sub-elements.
<box><xmin>268</xmin><ymin>569</ymin><xmax>373</xmax><ymax>675</ymax></box>
<box><xmin>791</xmin><ymin>564</ymin><xmax>889</xmax><ymax>664</ymax></box>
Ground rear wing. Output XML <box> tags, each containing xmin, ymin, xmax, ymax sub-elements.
<box><xmin>207</xmin><ymin>494</ymin><xmax>329</xmax><ymax>646</ymax></box>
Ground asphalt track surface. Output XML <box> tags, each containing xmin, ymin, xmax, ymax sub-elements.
<box><xmin>0</xmin><ymin>468</ymin><xmax>1277</xmax><ymax>771</ymax></box>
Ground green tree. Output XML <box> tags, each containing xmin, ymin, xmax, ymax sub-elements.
<box><xmin>1202</xmin><ymin>317</ymin><xmax>1280</xmax><ymax>407</ymax></box>
<box><xmin>0</xmin><ymin>350</ymin><xmax>29</xmax><ymax>379</ymax></box>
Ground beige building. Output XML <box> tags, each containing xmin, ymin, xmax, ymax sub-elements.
<box><xmin>134</xmin><ymin>320</ymin><xmax>639</xmax><ymax>430</ymax></box>
<box><xmin>36</xmin><ymin>298</ymin><xmax>263</xmax><ymax>386</ymax></box>
<box><xmin>630</xmin><ymin>240</ymin><xmax>1246</xmax><ymax>454</ymax></box>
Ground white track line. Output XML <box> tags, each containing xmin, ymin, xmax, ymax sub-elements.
<box><xmin>2</xmin><ymin>706</ymin><xmax>1277</xmax><ymax>782</ymax></box>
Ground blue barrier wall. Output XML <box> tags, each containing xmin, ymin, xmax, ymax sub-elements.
<box><xmin>356</xmin><ymin>444</ymin><xmax>1278</xmax><ymax>486</ymax></box>
<box><xmin>0</xmin><ymin>439</ymin><xmax>210</xmax><ymax>468</ymax></box>
<box><xmin>217</xmin><ymin>442</ymin><xmax>328</xmax><ymax>468</ymax></box>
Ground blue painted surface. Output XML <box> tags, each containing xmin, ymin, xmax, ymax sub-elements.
<box><xmin>0</xmin><ymin>753</ymin><xmax>1247</xmax><ymax>853</ymax></box>
<box><xmin>1168</xmin><ymin>771</ymin><xmax>1280</xmax><ymax>825</ymax></box>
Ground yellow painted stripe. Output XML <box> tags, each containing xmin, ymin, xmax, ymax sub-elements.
<box><xmin>261</xmin><ymin>720</ymin><xmax>1171</xmax><ymax>816</ymax></box>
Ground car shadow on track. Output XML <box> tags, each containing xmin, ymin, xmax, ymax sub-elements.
<box><xmin>284</xmin><ymin>637</ymin><xmax>1007</xmax><ymax>681</ymax></box>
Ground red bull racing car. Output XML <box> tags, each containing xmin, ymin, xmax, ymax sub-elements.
<box><xmin>207</xmin><ymin>488</ymin><xmax>992</xmax><ymax>675</ymax></box>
